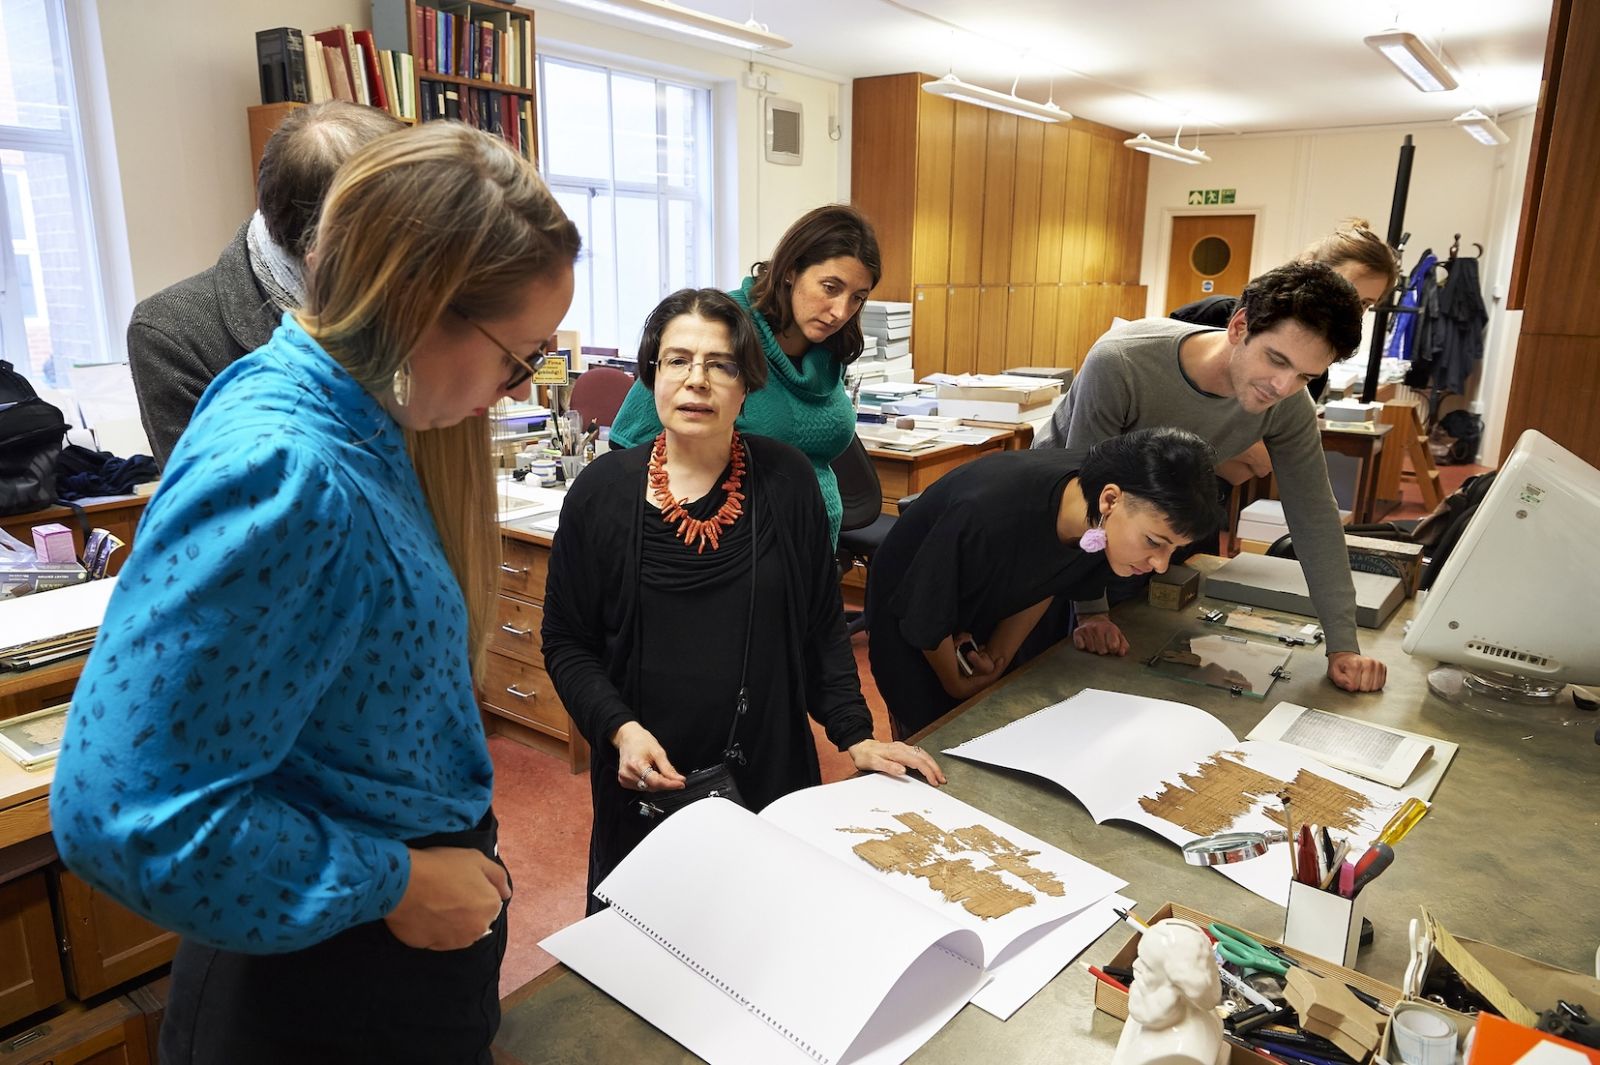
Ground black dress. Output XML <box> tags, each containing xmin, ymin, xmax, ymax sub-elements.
<box><xmin>541</xmin><ymin>435</ymin><xmax>874</xmax><ymax>910</ymax></box>
<box><xmin>866</xmin><ymin>449</ymin><xmax>1112</xmax><ymax>737</ymax></box>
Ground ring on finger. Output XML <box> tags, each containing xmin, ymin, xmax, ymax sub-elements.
<box><xmin>636</xmin><ymin>778</ymin><xmax>648</xmax><ymax>791</ymax></box>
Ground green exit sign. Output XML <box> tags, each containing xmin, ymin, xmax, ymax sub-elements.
<box><xmin>1187</xmin><ymin>188</ymin><xmax>1236</xmax><ymax>205</ymax></box>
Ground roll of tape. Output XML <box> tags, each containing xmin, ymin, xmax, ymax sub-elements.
<box><xmin>1391</xmin><ymin>1003</ymin><xmax>1456</xmax><ymax>1065</ymax></box>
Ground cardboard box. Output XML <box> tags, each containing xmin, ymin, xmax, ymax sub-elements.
<box><xmin>1345</xmin><ymin>534</ymin><xmax>1425</xmax><ymax>596</ymax></box>
<box><xmin>1148</xmin><ymin>565</ymin><xmax>1200</xmax><ymax>610</ymax></box>
<box><xmin>1206</xmin><ymin>552</ymin><xmax>1404</xmax><ymax>629</ymax></box>
<box><xmin>1091</xmin><ymin>902</ymin><xmax>1401</xmax><ymax>1065</ymax></box>
<box><xmin>937</xmin><ymin>398</ymin><xmax>1054</xmax><ymax>424</ymax></box>
<box><xmin>933</xmin><ymin>374</ymin><xmax>1061</xmax><ymax>406</ymax></box>
<box><xmin>1323</xmin><ymin>399</ymin><xmax>1382</xmax><ymax>423</ymax></box>
<box><xmin>1237</xmin><ymin>500</ymin><xmax>1289</xmax><ymax>546</ymax></box>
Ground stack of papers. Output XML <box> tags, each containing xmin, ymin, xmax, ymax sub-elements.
<box><xmin>0</xmin><ymin>579</ymin><xmax>116</xmax><ymax>670</ymax></box>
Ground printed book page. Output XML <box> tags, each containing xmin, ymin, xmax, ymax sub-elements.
<box><xmin>543</xmin><ymin>796</ymin><xmax>986</xmax><ymax>1065</ymax></box>
<box><xmin>1246</xmin><ymin>702</ymin><xmax>1456</xmax><ymax>795</ymax></box>
<box><xmin>942</xmin><ymin>689</ymin><xmax>1417</xmax><ymax>906</ymax></box>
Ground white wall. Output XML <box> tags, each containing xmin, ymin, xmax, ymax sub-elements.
<box><xmin>1139</xmin><ymin>122</ymin><xmax>1532</xmax><ymax>456</ymax></box>
<box><xmin>90</xmin><ymin>3</ymin><xmax>847</xmax><ymax>304</ymax></box>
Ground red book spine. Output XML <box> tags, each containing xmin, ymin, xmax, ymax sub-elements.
<box><xmin>420</xmin><ymin>7</ymin><xmax>435</xmax><ymax>74</ymax></box>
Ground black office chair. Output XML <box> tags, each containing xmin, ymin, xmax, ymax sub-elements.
<box><xmin>831</xmin><ymin>435</ymin><xmax>901</xmax><ymax>635</ymax></box>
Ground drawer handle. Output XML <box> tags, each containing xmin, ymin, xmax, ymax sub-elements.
<box><xmin>500</xmin><ymin>623</ymin><xmax>533</xmax><ymax>637</ymax></box>
<box><xmin>500</xmin><ymin>564</ymin><xmax>529</xmax><ymax>577</ymax></box>
<box><xmin>505</xmin><ymin>684</ymin><xmax>536</xmax><ymax>700</ymax></box>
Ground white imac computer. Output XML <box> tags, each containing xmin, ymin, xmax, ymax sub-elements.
<box><xmin>1404</xmin><ymin>429</ymin><xmax>1600</xmax><ymax>711</ymax></box>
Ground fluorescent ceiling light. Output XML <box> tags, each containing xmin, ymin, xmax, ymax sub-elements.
<box><xmin>553</xmin><ymin>0</ymin><xmax>790</xmax><ymax>51</ymax></box>
<box><xmin>1364</xmin><ymin>31</ymin><xmax>1458</xmax><ymax>92</ymax></box>
<box><xmin>1453</xmin><ymin>108</ymin><xmax>1510</xmax><ymax>146</ymax></box>
<box><xmin>920</xmin><ymin>74</ymin><xmax>1070</xmax><ymax>124</ymax></box>
<box><xmin>1123</xmin><ymin>131</ymin><xmax>1210</xmax><ymax>165</ymax></box>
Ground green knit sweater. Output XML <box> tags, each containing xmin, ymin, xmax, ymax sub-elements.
<box><xmin>607</xmin><ymin>277</ymin><xmax>857</xmax><ymax>544</ymax></box>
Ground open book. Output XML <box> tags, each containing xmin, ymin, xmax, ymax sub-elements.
<box><xmin>943</xmin><ymin>689</ymin><xmax>1442</xmax><ymax>906</ymax></box>
<box><xmin>542</xmin><ymin>774</ymin><xmax>1129</xmax><ymax>1064</ymax></box>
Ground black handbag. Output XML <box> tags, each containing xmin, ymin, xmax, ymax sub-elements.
<box><xmin>636</xmin><ymin>440</ymin><xmax>757</xmax><ymax>822</ymax></box>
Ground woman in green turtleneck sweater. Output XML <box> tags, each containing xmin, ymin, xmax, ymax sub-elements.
<box><xmin>608</xmin><ymin>205</ymin><xmax>881</xmax><ymax>544</ymax></box>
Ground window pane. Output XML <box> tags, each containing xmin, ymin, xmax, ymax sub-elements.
<box><xmin>589</xmin><ymin>192</ymin><xmax>617</xmax><ymax>349</ymax></box>
<box><xmin>542</xmin><ymin>61</ymin><xmax>610</xmax><ymax>181</ymax></box>
<box><xmin>610</xmin><ymin>73</ymin><xmax>656</xmax><ymax>186</ymax></box>
<box><xmin>552</xmin><ymin>188</ymin><xmax>593</xmax><ymax>342</ymax></box>
<box><xmin>666</xmin><ymin>199</ymin><xmax>690</xmax><ymax>292</ymax></box>
<box><xmin>663</xmin><ymin>85</ymin><xmax>695</xmax><ymax>190</ymax></box>
<box><xmin>2</xmin><ymin>148</ymin><xmax>94</xmax><ymax>386</ymax></box>
<box><xmin>614</xmin><ymin>196</ymin><xmax>659</xmax><ymax>352</ymax></box>
<box><xmin>0</xmin><ymin>0</ymin><xmax>67</xmax><ymax>132</ymax></box>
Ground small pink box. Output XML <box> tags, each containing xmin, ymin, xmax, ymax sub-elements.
<box><xmin>31</xmin><ymin>522</ymin><xmax>75</xmax><ymax>565</ymax></box>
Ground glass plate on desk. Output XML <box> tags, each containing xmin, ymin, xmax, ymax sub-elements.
<box><xmin>1144</xmin><ymin>631</ymin><xmax>1292</xmax><ymax>698</ymax></box>
<box><xmin>1198</xmin><ymin>606</ymin><xmax>1324</xmax><ymax>646</ymax></box>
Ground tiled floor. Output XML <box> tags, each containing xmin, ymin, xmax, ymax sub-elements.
<box><xmin>488</xmin><ymin>458</ymin><xmax>1492</xmax><ymax>998</ymax></box>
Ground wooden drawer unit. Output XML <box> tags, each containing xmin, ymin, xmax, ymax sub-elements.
<box><xmin>51</xmin><ymin>871</ymin><xmax>177</xmax><ymax>1000</ymax></box>
<box><xmin>0</xmin><ymin>993</ymin><xmax>152</xmax><ymax>1064</ymax></box>
<box><xmin>498</xmin><ymin>536</ymin><xmax>548</xmax><ymax>602</ymax></box>
<box><xmin>483</xmin><ymin>530</ymin><xmax>588</xmax><ymax>773</ymax></box>
<box><xmin>0</xmin><ymin>870</ymin><xmax>66</xmax><ymax>1029</ymax></box>
<box><xmin>490</xmin><ymin>595</ymin><xmax>543</xmax><ymax>665</ymax></box>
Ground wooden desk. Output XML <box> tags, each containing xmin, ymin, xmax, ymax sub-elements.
<box><xmin>495</xmin><ymin>560</ymin><xmax>1599</xmax><ymax>1062</ymax></box>
<box><xmin>0</xmin><ymin>495</ymin><xmax>148</xmax><ymax>563</ymax></box>
<box><xmin>864</xmin><ymin>426</ymin><xmax>1028</xmax><ymax>514</ymax></box>
<box><xmin>1320</xmin><ymin>421</ymin><xmax>1392</xmax><ymax>525</ymax></box>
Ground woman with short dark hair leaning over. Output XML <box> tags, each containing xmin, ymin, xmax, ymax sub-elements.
<box><xmin>608</xmin><ymin>204</ymin><xmax>881</xmax><ymax>544</ymax></box>
<box><xmin>868</xmin><ymin>427</ymin><xmax>1224</xmax><ymax>739</ymax></box>
<box><xmin>543</xmin><ymin>287</ymin><xmax>943</xmax><ymax>910</ymax></box>
<box><xmin>54</xmin><ymin>122</ymin><xmax>580</xmax><ymax>1065</ymax></box>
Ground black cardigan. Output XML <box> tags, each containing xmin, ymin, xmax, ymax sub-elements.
<box><xmin>541</xmin><ymin>433</ymin><xmax>875</xmax><ymax>776</ymax></box>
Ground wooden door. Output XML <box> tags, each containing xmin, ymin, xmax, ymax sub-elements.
<box><xmin>53</xmin><ymin>870</ymin><xmax>177</xmax><ymax>1000</ymax></box>
<box><xmin>1165</xmin><ymin>214</ymin><xmax>1254</xmax><ymax>313</ymax></box>
<box><xmin>0</xmin><ymin>871</ymin><xmax>66</xmax><ymax>1028</ymax></box>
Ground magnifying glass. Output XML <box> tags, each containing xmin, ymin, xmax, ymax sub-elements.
<box><xmin>1181</xmin><ymin>828</ymin><xmax>1290</xmax><ymax>866</ymax></box>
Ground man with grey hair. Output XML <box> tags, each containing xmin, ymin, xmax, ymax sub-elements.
<box><xmin>128</xmin><ymin>101</ymin><xmax>403</xmax><ymax>466</ymax></box>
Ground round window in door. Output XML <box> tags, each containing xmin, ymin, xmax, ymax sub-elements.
<box><xmin>1190</xmin><ymin>236</ymin><xmax>1231</xmax><ymax>277</ymax></box>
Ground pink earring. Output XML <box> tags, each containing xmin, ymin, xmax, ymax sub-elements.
<box><xmin>1080</xmin><ymin>522</ymin><xmax>1107</xmax><ymax>553</ymax></box>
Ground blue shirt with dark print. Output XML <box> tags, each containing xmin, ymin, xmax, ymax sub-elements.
<box><xmin>54</xmin><ymin>314</ymin><xmax>493</xmax><ymax>954</ymax></box>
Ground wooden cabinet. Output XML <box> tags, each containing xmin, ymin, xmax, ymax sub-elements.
<box><xmin>481</xmin><ymin>530</ymin><xmax>589</xmax><ymax>773</ymax></box>
<box><xmin>853</xmin><ymin>73</ymin><xmax>1149</xmax><ymax>375</ymax></box>
<box><xmin>0</xmin><ymin>994</ymin><xmax>152</xmax><ymax>1065</ymax></box>
<box><xmin>0</xmin><ymin>871</ymin><xmax>65</xmax><ymax>1029</ymax></box>
<box><xmin>50</xmin><ymin>872</ymin><xmax>176</xmax><ymax>1001</ymax></box>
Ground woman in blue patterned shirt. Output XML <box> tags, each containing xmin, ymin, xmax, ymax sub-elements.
<box><xmin>53</xmin><ymin>123</ymin><xmax>579</xmax><ymax>1064</ymax></box>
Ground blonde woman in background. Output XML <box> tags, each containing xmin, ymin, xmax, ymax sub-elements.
<box><xmin>54</xmin><ymin>122</ymin><xmax>579</xmax><ymax>1065</ymax></box>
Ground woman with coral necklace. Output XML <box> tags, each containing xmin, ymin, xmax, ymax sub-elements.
<box><xmin>542</xmin><ymin>288</ymin><xmax>941</xmax><ymax>909</ymax></box>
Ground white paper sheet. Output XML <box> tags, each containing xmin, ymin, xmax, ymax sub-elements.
<box><xmin>943</xmin><ymin>689</ymin><xmax>1417</xmax><ymax>906</ymax></box>
<box><xmin>968</xmin><ymin>893</ymin><xmax>1134</xmax><ymax>1020</ymax></box>
<box><xmin>551</xmin><ymin>798</ymin><xmax>986</xmax><ymax>1065</ymax></box>
<box><xmin>0</xmin><ymin>577</ymin><xmax>116</xmax><ymax>648</ymax></box>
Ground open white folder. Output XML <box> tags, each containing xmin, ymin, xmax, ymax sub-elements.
<box><xmin>542</xmin><ymin>774</ymin><xmax>1128</xmax><ymax>1063</ymax></box>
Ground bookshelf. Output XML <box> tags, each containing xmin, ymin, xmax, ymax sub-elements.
<box><xmin>372</xmin><ymin>0</ymin><xmax>539</xmax><ymax>162</ymax></box>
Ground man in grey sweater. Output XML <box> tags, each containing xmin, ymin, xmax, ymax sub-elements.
<box><xmin>1034</xmin><ymin>261</ymin><xmax>1387</xmax><ymax>692</ymax></box>
<box><xmin>127</xmin><ymin>102</ymin><xmax>402</xmax><ymax>467</ymax></box>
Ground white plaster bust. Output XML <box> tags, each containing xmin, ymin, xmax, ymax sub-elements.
<box><xmin>1111</xmin><ymin>918</ymin><xmax>1229</xmax><ymax>1065</ymax></box>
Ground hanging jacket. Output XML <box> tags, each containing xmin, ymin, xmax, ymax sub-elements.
<box><xmin>1388</xmin><ymin>250</ymin><xmax>1438</xmax><ymax>364</ymax></box>
<box><xmin>1427</xmin><ymin>256</ymin><xmax>1488</xmax><ymax>396</ymax></box>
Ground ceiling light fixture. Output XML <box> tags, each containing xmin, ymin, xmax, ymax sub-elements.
<box><xmin>920</xmin><ymin>73</ymin><xmax>1070</xmax><ymax>124</ymax></box>
<box><xmin>1453</xmin><ymin>108</ymin><xmax>1510</xmax><ymax>146</ymax></box>
<box><xmin>552</xmin><ymin>0</ymin><xmax>790</xmax><ymax>51</ymax></box>
<box><xmin>1122</xmin><ymin>129</ymin><xmax>1210</xmax><ymax>165</ymax></box>
<box><xmin>1364</xmin><ymin>30</ymin><xmax>1458</xmax><ymax>92</ymax></box>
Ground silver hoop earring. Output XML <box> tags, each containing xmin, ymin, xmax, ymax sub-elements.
<box><xmin>391</xmin><ymin>362</ymin><xmax>413</xmax><ymax>408</ymax></box>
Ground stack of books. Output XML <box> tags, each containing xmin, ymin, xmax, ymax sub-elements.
<box><xmin>858</xmin><ymin>301</ymin><xmax>914</xmax><ymax>382</ymax></box>
<box><xmin>256</xmin><ymin>26</ymin><xmax>417</xmax><ymax>121</ymax></box>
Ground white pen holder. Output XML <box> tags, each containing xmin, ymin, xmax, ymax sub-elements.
<box><xmin>1282</xmin><ymin>881</ymin><xmax>1371</xmax><ymax>967</ymax></box>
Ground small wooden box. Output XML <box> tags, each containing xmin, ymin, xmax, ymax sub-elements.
<box><xmin>1148</xmin><ymin>565</ymin><xmax>1201</xmax><ymax>610</ymax></box>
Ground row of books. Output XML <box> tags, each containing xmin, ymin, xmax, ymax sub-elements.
<box><xmin>419</xmin><ymin>84</ymin><xmax>536</xmax><ymax>160</ymax></box>
<box><xmin>414</xmin><ymin>4</ymin><xmax>534</xmax><ymax>90</ymax></box>
<box><xmin>256</xmin><ymin>26</ymin><xmax>417</xmax><ymax>121</ymax></box>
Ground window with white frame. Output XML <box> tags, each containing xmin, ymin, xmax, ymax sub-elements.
<box><xmin>538</xmin><ymin>55</ymin><xmax>714</xmax><ymax>355</ymax></box>
<box><xmin>0</xmin><ymin>0</ymin><xmax>111</xmax><ymax>390</ymax></box>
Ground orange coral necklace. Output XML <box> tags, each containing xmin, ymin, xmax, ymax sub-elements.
<box><xmin>648</xmin><ymin>431</ymin><xmax>746</xmax><ymax>553</ymax></box>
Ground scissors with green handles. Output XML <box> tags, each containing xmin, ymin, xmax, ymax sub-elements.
<box><xmin>1209</xmin><ymin>922</ymin><xmax>1294</xmax><ymax>975</ymax></box>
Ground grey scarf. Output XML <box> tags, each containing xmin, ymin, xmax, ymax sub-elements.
<box><xmin>245</xmin><ymin>210</ymin><xmax>306</xmax><ymax>313</ymax></box>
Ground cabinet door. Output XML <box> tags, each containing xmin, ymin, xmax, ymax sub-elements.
<box><xmin>0</xmin><ymin>871</ymin><xmax>65</xmax><ymax>1029</ymax></box>
<box><xmin>979</xmin><ymin>113</ymin><xmax>1016</xmax><ymax>285</ymax></box>
<box><xmin>1036</xmin><ymin>125</ymin><xmax>1070</xmax><ymax>286</ymax></box>
<box><xmin>1059</xmin><ymin>128</ymin><xmax>1093</xmax><ymax>282</ymax></box>
<box><xmin>1009</xmin><ymin>120</ymin><xmax>1043</xmax><ymax>283</ymax></box>
<box><xmin>1082</xmin><ymin>135</ymin><xmax>1114</xmax><ymax>284</ymax></box>
<box><xmin>53</xmin><ymin>871</ymin><xmax>177</xmax><ymax>1000</ymax></box>
<box><xmin>1004</xmin><ymin>287</ymin><xmax>1034</xmax><ymax>372</ymax></box>
<box><xmin>911</xmin><ymin>92</ymin><xmax>955</xmax><ymax>287</ymax></box>
<box><xmin>947</xmin><ymin>106</ymin><xmax>988</xmax><ymax>285</ymax></box>
<box><xmin>944</xmin><ymin>287</ymin><xmax>980</xmax><ymax>375</ymax></box>
<box><xmin>975</xmin><ymin>286</ymin><xmax>1009</xmax><ymax>374</ymax></box>
<box><xmin>912</xmin><ymin>286</ymin><xmax>948</xmax><ymax>376</ymax></box>
<box><xmin>1031</xmin><ymin>285</ymin><xmax>1061</xmax><ymax>366</ymax></box>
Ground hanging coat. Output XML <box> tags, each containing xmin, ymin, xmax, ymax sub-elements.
<box><xmin>1427</xmin><ymin>256</ymin><xmax>1488</xmax><ymax>396</ymax></box>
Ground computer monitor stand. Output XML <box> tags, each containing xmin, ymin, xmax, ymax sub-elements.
<box><xmin>1427</xmin><ymin>664</ymin><xmax>1590</xmax><ymax>726</ymax></box>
